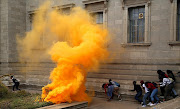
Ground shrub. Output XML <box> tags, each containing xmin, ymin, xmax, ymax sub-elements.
<box><xmin>0</xmin><ymin>81</ymin><xmax>8</xmax><ymax>98</ymax></box>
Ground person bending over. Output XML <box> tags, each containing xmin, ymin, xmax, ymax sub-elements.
<box><xmin>10</xmin><ymin>76</ymin><xmax>20</xmax><ymax>91</ymax></box>
<box><xmin>130</xmin><ymin>81</ymin><xmax>143</xmax><ymax>104</ymax></box>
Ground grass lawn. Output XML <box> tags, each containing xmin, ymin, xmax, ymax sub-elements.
<box><xmin>0</xmin><ymin>82</ymin><xmax>51</xmax><ymax>109</ymax></box>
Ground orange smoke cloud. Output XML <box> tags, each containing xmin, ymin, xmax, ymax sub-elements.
<box><xmin>17</xmin><ymin>2</ymin><xmax>109</xmax><ymax>104</ymax></box>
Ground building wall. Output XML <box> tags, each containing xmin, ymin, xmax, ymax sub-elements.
<box><xmin>0</xmin><ymin>0</ymin><xmax>180</xmax><ymax>95</ymax></box>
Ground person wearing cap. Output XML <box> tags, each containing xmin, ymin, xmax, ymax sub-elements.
<box><xmin>10</xmin><ymin>76</ymin><xmax>20</xmax><ymax>91</ymax></box>
<box><xmin>140</xmin><ymin>80</ymin><xmax>150</xmax><ymax>107</ymax></box>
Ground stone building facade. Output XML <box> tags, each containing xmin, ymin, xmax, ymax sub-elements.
<box><xmin>0</xmin><ymin>0</ymin><xmax>180</xmax><ymax>95</ymax></box>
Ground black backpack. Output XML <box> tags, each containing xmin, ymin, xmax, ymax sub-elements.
<box><xmin>152</xmin><ymin>82</ymin><xmax>158</xmax><ymax>88</ymax></box>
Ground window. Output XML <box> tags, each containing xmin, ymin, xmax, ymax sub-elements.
<box><xmin>96</xmin><ymin>12</ymin><xmax>103</xmax><ymax>24</ymax></box>
<box><xmin>177</xmin><ymin>0</ymin><xmax>180</xmax><ymax>41</ymax></box>
<box><xmin>129</xmin><ymin>6</ymin><xmax>145</xmax><ymax>43</ymax></box>
<box><xmin>169</xmin><ymin>0</ymin><xmax>180</xmax><ymax>45</ymax></box>
<box><xmin>83</xmin><ymin>0</ymin><xmax>108</xmax><ymax>28</ymax></box>
<box><xmin>121</xmin><ymin>0</ymin><xmax>151</xmax><ymax>46</ymax></box>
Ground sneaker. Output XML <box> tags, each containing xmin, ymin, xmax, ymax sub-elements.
<box><xmin>150</xmin><ymin>103</ymin><xmax>156</xmax><ymax>106</ymax></box>
<box><xmin>118</xmin><ymin>95</ymin><xmax>120</xmax><ymax>98</ymax></box>
<box><xmin>142</xmin><ymin>105</ymin><xmax>146</xmax><ymax>107</ymax></box>
<box><xmin>159</xmin><ymin>96</ymin><xmax>164</xmax><ymax>98</ymax></box>
<box><xmin>147</xmin><ymin>102</ymin><xmax>152</xmax><ymax>106</ymax></box>
<box><xmin>119</xmin><ymin>98</ymin><xmax>122</xmax><ymax>101</ymax></box>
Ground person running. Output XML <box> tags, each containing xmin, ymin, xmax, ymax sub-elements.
<box><xmin>140</xmin><ymin>80</ymin><xmax>151</xmax><ymax>107</ymax></box>
<box><xmin>145</xmin><ymin>82</ymin><xmax>159</xmax><ymax>106</ymax></box>
<box><xmin>109</xmin><ymin>79</ymin><xmax>122</xmax><ymax>101</ymax></box>
<box><xmin>10</xmin><ymin>76</ymin><xmax>20</xmax><ymax>91</ymax></box>
<box><xmin>130</xmin><ymin>81</ymin><xmax>143</xmax><ymax>104</ymax></box>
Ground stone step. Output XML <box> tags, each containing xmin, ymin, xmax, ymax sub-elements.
<box><xmin>86</xmin><ymin>78</ymin><xmax>180</xmax><ymax>95</ymax></box>
<box><xmin>87</xmin><ymin>73</ymin><xmax>180</xmax><ymax>82</ymax></box>
<box><xmin>146</xmin><ymin>97</ymin><xmax>180</xmax><ymax>109</ymax></box>
<box><xmin>99</xmin><ymin>64</ymin><xmax>180</xmax><ymax>71</ymax></box>
<box><xmin>37</xmin><ymin>101</ymin><xmax>88</xmax><ymax>109</ymax></box>
<box><xmin>92</xmin><ymin>91</ymin><xmax>137</xmax><ymax>102</ymax></box>
<box><xmin>90</xmin><ymin>69</ymin><xmax>180</xmax><ymax>77</ymax></box>
<box><xmin>87</xmin><ymin>73</ymin><xmax>158</xmax><ymax>81</ymax></box>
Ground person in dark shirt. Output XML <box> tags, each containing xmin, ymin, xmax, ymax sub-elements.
<box><xmin>166</xmin><ymin>70</ymin><xmax>178</xmax><ymax>98</ymax></box>
<box><xmin>10</xmin><ymin>76</ymin><xmax>20</xmax><ymax>91</ymax></box>
<box><xmin>129</xmin><ymin>81</ymin><xmax>142</xmax><ymax>103</ymax></box>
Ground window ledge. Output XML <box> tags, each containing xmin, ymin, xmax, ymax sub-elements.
<box><xmin>121</xmin><ymin>42</ymin><xmax>152</xmax><ymax>47</ymax></box>
<box><xmin>168</xmin><ymin>41</ymin><xmax>180</xmax><ymax>46</ymax></box>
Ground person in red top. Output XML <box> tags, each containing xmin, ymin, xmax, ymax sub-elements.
<box><xmin>145</xmin><ymin>82</ymin><xmax>159</xmax><ymax>106</ymax></box>
<box><xmin>102</xmin><ymin>83</ymin><xmax>114</xmax><ymax>101</ymax></box>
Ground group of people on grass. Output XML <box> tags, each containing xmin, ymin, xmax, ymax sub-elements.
<box><xmin>102</xmin><ymin>70</ymin><xmax>179</xmax><ymax>107</ymax></box>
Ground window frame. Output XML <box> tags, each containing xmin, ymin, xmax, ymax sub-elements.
<box><xmin>83</xmin><ymin>0</ymin><xmax>108</xmax><ymax>28</ymax></box>
<box><xmin>169</xmin><ymin>0</ymin><xmax>180</xmax><ymax>46</ymax></box>
<box><xmin>128</xmin><ymin>6</ymin><xmax>145</xmax><ymax>43</ymax></box>
<box><xmin>121</xmin><ymin>0</ymin><xmax>151</xmax><ymax>47</ymax></box>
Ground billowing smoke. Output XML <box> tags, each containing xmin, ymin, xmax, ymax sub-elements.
<box><xmin>17</xmin><ymin>2</ymin><xmax>109</xmax><ymax>104</ymax></box>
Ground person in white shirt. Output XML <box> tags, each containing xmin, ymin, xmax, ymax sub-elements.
<box><xmin>140</xmin><ymin>80</ymin><xmax>150</xmax><ymax>107</ymax></box>
<box><xmin>159</xmin><ymin>77</ymin><xmax>174</xmax><ymax>101</ymax></box>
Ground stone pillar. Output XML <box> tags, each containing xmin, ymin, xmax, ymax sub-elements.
<box><xmin>123</xmin><ymin>7</ymin><xmax>128</xmax><ymax>43</ymax></box>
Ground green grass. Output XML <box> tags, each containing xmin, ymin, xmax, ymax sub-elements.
<box><xmin>0</xmin><ymin>82</ymin><xmax>51</xmax><ymax>109</ymax></box>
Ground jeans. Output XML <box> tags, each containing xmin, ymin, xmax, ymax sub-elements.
<box><xmin>107</xmin><ymin>85</ymin><xmax>114</xmax><ymax>98</ymax></box>
<box><xmin>135</xmin><ymin>91</ymin><xmax>142</xmax><ymax>103</ymax></box>
<box><xmin>143</xmin><ymin>92</ymin><xmax>150</xmax><ymax>105</ymax></box>
<box><xmin>150</xmin><ymin>88</ymin><xmax>159</xmax><ymax>103</ymax></box>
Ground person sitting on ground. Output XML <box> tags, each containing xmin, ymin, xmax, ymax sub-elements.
<box><xmin>157</xmin><ymin>70</ymin><xmax>168</xmax><ymax>96</ymax></box>
<box><xmin>109</xmin><ymin>79</ymin><xmax>122</xmax><ymax>101</ymax></box>
<box><xmin>129</xmin><ymin>81</ymin><xmax>143</xmax><ymax>104</ymax></box>
<box><xmin>159</xmin><ymin>75</ymin><xmax>174</xmax><ymax>101</ymax></box>
<box><xmin>145</xmin><ymin>82</ymin><xmax>159</xmax><ymax>106</ymax></box>
<box><xmin>102</xmin><ymin>83</ymin><xmax>114</xmax><ymax>101</ymax></box>
<box><xmin>10</xmin><ymin>76</ymin><xmax>20</xmax><ymax>91</ymax></box>
<box><xmin>140</xmin><ymin>80</ymin><xmax>151</xmax><ymax>107</ymax></box>
<box><xmin>167</xmin><ymin>70</ymin><xmax>178</xmax><ymax>98</ymax></box>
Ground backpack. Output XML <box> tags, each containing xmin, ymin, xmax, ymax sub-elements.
<box><xmin>152</xmin><ymin>82</ymin><xmax>158</xmax><ymax>88</ymax></box>
<box><xmin>114</xmin><ymin>81</ymin><xmax>120</xmax><ymax>87</ymax></box>
<box><xmin>168</xmin><ymin>77</ymin><xmax>174</xmax><ymax>83</ymax></box>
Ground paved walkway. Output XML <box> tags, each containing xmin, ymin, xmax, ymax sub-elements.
<box><xmin>88</xmin><ymin>97</ymin><xmax>141</xmax><ymax>109</ymax></box>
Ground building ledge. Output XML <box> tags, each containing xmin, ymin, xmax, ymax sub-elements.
<box><xmin>121</xmin><ymin>42</ymin><xmax>151</xmax><ymax>47</ymax></box>
<box><xmin>168</xmin><ymin>41</ymin><xmax>180</xmax><ymax>46</ymax></box>
<box><xmin>83</xmin><ymin>0</ymin><xmax>107</xmax><ymax>4</ymax></box>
